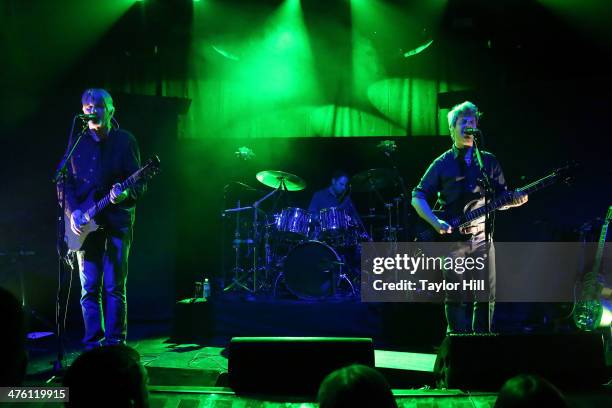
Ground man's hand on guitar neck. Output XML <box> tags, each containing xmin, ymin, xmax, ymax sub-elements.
<box><xmin>434</xmin><ymin>219</ymin><xmax>453</xmax><ymax>235</ymax></box>
<box><xmin>110</xmin><ymin>183</ymin><xmax>129</xmax><ymax>204</ymax></box>
<box><xmin>500</xmin><ymin>191</ymin><xmax>528</xmax><ymax>210</ymax></box>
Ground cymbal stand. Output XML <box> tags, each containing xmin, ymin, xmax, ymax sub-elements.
<box><xmin>252</xmin><ymin>179</ymin><xmax>287</xmax><ymax>292</ymax></box>
<box><xmin>382</xmin><ymin>197</ymin><xmax>403</xmax><ymax>242</ymax></box>
<box><xmin>223</xmin><ymin>204</ymin><xmax>255</xmax><ymax>293</ymax></box>
<box><xmin>394</xmin><ymin>197</ymin><xmax>403</xmax><ymax>238</ymax></box>
<box><xmin>382</xmin><ymin>148</ymin><xmax>411</xmax><ymax>241</ymax></box>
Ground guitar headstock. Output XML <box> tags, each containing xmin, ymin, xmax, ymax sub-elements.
<box><xmin>140</xmin><ymin>155</ymin><xmax>161</xmax><ymax>181</ymax></box>
<box><xmin>553</xmin><ymin>161</ymin><xmax>581</xmax><ymax>185</ymax></box>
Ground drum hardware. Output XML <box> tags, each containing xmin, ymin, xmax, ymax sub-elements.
<box><xmin>336</xmin><ymin>254</ymin><xmax>357</xmax><ymax>298</ymax></box>
<box><xmin>222</xmin><ymin>203</ymin><xmax>260</xmax><ymax>293</ymax></box>
<box><xmin>362</xmin><ymin>209</ymin><xmax>384</xmax><ymax>240</ymax></box>
<box><xmin>249</xmin><ymin>184</ymin><xmax>285</xmax><ymax>292</ymax></box>
<box><xmin>224</xmin><ymin>170</ymin><xmax>308</xmax><ymax>294</ymax></box>
<box><xmin>350</xmin><ymin>168</ymin><xmax>395</xmax><ymax>193</ymax></box>
<box><xmin>381</xmin><ymin>198</ymin><xmax>404</xmax><ymax>242</ymax></box>
<box><xmin>379</xmin><ymin>142</ymin><xmax>411</xmax><ymax>241</ymax></box>
<box><xmin>351</xmin><ymin>168</ymin><xmax>404</xmax><ymax>242</ymax></box>
<box><xmin>224</xmin><ymin>169</ymin><xmax>369</xmax><ymax>298</ymax></box>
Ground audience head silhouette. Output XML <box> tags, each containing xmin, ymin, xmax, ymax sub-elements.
<box><xmin>0</xmin><ymin>287</ymin><xmax>27</xmax><ymax>386</ymax></box>
<box><xmin>494</xmin><ymin>374</ymin><xmax>570</xmax><ymax>408</ymax></box>
<box><xmin>317</xmin><ymin>364</ymin><xmax>397</xmax><ymax>408</ymax></box>
<box><xmin>63</xmin><ymin>344</ymin><xmax>149</xmax><ymax>407</ymax></box>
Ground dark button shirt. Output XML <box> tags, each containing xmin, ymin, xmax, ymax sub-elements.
<box><xmin>308</xmin><ymin>188</ymin><xmax>360</xmax><ymax>221</ymax></box>
<box><xmin>63</xmin><ymin>128</ymin><xmax>146</xmax><ymax>231</ymax></box>
<box><xmin>412</xmin><ymin>145</ymin><xmax>507</xmax><ymax>214</ymax></box>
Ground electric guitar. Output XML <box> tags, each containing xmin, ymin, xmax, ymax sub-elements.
<box><xmin>413</xmin><ymin>163</ymin><xmax>577</xmax><ymax>242</ymax></box>
<box><xmin>573</xmin><ymin>206</ymin><xmax>612</xmax><ymax>331</ymax></box>
<box><xmin>64</xmin><ymin>155</ymin><xmax>161</xmax><ymax>251</ymax></box>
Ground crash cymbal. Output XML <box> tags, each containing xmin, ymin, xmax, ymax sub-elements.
<box><xmin>351</xmin><ymin>168</ymin><xmax>396</xmax><ymax>192</ymax></box>
<box><xmin>256</xmin><ymin>170</ymin><xmax>306</xmax><ymax>191</ymax></box>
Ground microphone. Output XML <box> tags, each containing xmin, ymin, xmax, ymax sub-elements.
<box><xmin>77</xmin><ymin>113</ymin><xmax>97</xmax><ymax>121</ymax></box>
<box><xmin>464</xmin><ymin>127</ymin><xmax>481</xmax><ymax>135</ymax></box>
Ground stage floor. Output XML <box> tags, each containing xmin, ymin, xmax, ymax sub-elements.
<box><xmin>19</xmin><ymin>294</ymin><xmax>612</xmax><ymax>407</ymax></box>
<box><xmin>21</xmin><ymin>325</ymin><xmax>612</xmax><ymax>408</ymax></box>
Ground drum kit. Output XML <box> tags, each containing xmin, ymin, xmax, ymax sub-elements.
<box><xmin>222</xmin><ymin>168</ymin><xmax>406</xmax><ymax>300</ymax></box>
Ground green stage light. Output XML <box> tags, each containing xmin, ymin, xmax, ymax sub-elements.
<box><xmin>536</xmin><ymin>0</ymin><xmax>612</xmax><ymax>44</ymax></box>
<box><xmin>351</xmin><ymin>0</ymin><xmax>453</xmax><ymax>136</ymax></box>
<box><xmin>186</xmin><ymin>0</ymin><xmax>321</xmax><ymax>138</ymax></box>
<box><xmin>3</xmin><ymin>0</ymin><xmax>141</xmax><ymax>125</ymax></box>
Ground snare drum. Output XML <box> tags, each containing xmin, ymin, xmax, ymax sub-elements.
<box><xmin>275</xmin><ymin>207</ymin><xmax>311</xmax><ymax>240</ymax></box>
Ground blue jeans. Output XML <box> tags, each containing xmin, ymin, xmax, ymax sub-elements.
<box><xmin>77</xmin><ymin>229</ymin><xmax>132</xmax><ymax>348</ymax></box>
<box><xmin>443</xmin><ymin>234</ymin><xmax>496</xmax><ymax>333</ymax></box>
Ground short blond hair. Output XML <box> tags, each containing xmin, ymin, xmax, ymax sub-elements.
<box><xmin>447</xmin><ymin>101</ymin><xmax>481</xmax><ymax>130</ymax></box>
<box><xmin>81</xmin><ymin>88</ymin><xmax>114</xmax><ymax>109</ymax></box>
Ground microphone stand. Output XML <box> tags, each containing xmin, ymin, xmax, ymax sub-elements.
<box><xmin>50</xmin><ymin>116</ymin><xmax>87</xmax><ymax>373</ymax></box>
<box><xmin>472</xmin><ymin>132</ymin><xmax>495</xmax><ymax>333</ymax></box>
<box><xmin>472</xmin><ymin>133</ymin><xmax>493</xmax><ymax>244</ymax></box>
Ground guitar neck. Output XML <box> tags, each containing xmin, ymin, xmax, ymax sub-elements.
<box><xmin>85</xmin><ymin>170</ymin><xmax>144</xmax><ymax>220</ymax></box>
<box><xmin>592</xmin><ymin>206</ymin><xmax>612</xmax><ymax>274</ymax></box>
<box><xmin>451</xmin><ymin>171</ymin><xmax>561</xmax><ymax>228</ymax></box>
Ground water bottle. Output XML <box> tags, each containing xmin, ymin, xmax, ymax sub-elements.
<box><xmin>203</xmin><ymin>278</ymin><xmax>211</xmax><ymax>300</ymax></box>
<box><xmin>194</xmin><ymin>281</ymin><xmax>203</xmax><ymax>299</ymax></box>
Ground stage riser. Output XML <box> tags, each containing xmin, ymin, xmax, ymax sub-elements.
<box><xmin>173</xmin><ymin>298</ymin><xmax>383</xmax><ymax>345</ymax></box>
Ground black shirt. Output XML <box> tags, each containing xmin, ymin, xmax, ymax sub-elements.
<box><xmin>308</xmin><ymin>188</ymin><xmax>360</xmax><ymax>221</ymax></box>
<box><xmin>63</xmin><ymin>128</ymin><xmax>146</xmax><ymax>231</ymax></box>
<box><xmin>412</xmin><ymin>144</ymin><xmax>508</xmax><ymax>213</ymax></box>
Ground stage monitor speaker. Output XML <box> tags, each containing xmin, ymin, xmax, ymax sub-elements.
<box><xmin>435</xmin><ymin>333</ymin><xmax>607</xmax><ymax>391</ymax></box>
<box><xmin>228</xmin><ymin>337</ymin><xmax>374</xmax><ymax>395</ymax></box>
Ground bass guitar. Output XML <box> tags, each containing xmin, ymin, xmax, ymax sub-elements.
<box><xmin>413</xmin><ymin>163</ymin><xmax>577</xmax><ymax>242</ymax></box>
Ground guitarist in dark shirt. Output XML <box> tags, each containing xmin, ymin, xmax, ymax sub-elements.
<box><xmin>63</xmin><ymin>88</ymin><xmax>146</xmax><ymax>349</ymax></box>
<box><xmin>411</xmin><ymin>101</ymin><xmax>527</xmax><ymax>333</ymax></box>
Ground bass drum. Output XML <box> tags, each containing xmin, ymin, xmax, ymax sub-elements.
<box><xmin>283</xmin><ymin>241</ymin><xmax>341</xmax><ymax>300</ymax></box>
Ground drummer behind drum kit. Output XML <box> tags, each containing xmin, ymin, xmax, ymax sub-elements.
<box><xmin>222</xmin><ymin>169</ymin><xmax>406</xmax><ymax>300</ymax></box>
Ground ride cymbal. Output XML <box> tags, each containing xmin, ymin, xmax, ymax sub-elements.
<box><xmin>351</xmin><ymin>168</ymin><xmax>396</xmax><ymax>192</ymax></box>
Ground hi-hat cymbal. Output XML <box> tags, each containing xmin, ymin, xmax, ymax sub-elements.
<box><xmin>351</xmin><ymin>168</ymin><xmax>396</xmax><ymax>192</ymax></box>
<box><xmin>256</xmin><ymin>170</ymin><xmax>306</xmax><ymax>191</ymax></box>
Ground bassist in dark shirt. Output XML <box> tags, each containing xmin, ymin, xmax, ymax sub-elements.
<box><xmin>411</xmin><ymin>101</ymin><xmax>527</xmax><ymax>333</ymax></box>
